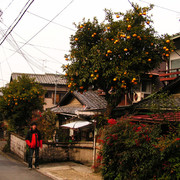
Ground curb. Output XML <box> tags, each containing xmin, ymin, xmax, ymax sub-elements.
<box><xmin>0</xmin><ymin>150</ymin><xmax>61</xmax><ymax>180</ymax></box>
<box><xmin>36</xmin><ymin>170</ymin><xmax>63</xmax><ymax>180</ymax></box>
<box><xmin>0</xmin><ymin>150</ymin><xmax>28</xmax><ymax>165</ymax></box>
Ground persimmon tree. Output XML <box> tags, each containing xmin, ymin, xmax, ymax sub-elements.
<box><xmin>63</xmin><ymin>4</ymin><xmax>174</xmax><ymax>113</ymax></box>
<box><xmin>0</xmin><ymin>75</ymin><xmax>44</xmax><ymax>132</ymax></box>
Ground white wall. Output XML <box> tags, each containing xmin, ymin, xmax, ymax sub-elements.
<box><xmin>44</xmin><ymin>98</ymin><xmax>54</xmax><ymax>110</ymax></box>
<box><xmin>10</xmin><ymin>133</ymin><xmax>26</xmax><ymax>160</ymax></box>
<box><xmin>170</xmin><ymin>49</ymin><xmax>180</xmax><ymax>69</ymax></box>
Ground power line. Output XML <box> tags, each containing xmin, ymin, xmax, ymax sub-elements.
<box><xmin>7</xmin><ymin>33</ymin><xmax>39</xmax><ymax>75</ymax></box>
<box><xmin>17</xmin><ymin>41</ymin><xmax>69</xmax><ymax>52</ymax></box>
<box><xmin>0</xmin><ymin>23</ymin><xmax>64</xmax><ymax>65</ymax></box>
<box><xmin>6</xmin><ymin>35</ymin><xmax>56</xmax><ymax>73</ymax></box>
<box><xmin>3</xmin><ymin>0</ymin><xmax>16</xmax><ymax>13</ymax></box>
<box><xmin>8</xmin><ymin>0</ymin><xmax>74</xmax><ymax>59</ymax></box>
<box><xmin>1</xmin><ymin>0</ymin><xmax>32</xmax><ymax>40</ymax></box>
<box><xmin>0</xmin><ymin>0</ymin><xmax>35</xmax><ymax>46</ymax></box>
<box><xmin>0</xmin><ymin>30</ymin><xmax>61</xmax><ymax>73</ymax></box>
<box><xmin>139</xmin><ymin>0</ymin><xmax>180</xmax><ymax>14</ymax></box>
<box><xmin>0</xmin><ymin>27</ymin><xmax>48</xmax><ymax>75</ymax></box>
<box><xmin>1</xmin><ymin>45</ymin><xmax>12</xmax><ymax>73</ymax></box>
<box><xmin>27</xmin><ymin>11</ymin><xmax>76</xmax><ymax>31</ymax></box>
<box><xmin>3</xmin><ymin>46</ymin><xmax>64</xmax><ymax>65</ymax></box>
<box><xmin>128</xmin><ymin>0</ymin><xmax>136</xmax><ymax>9</ymax></box>
<box><xmin>0</xmin><ymin>0</ymin><xmax>72</xmax><ymax>75</ymax></box>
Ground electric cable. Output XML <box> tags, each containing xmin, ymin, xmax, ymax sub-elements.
<box><xmin>9</xmin><ymin>35</ymin><xmax>39</xmax><ymax>75</ymax></box>
<box><xmin>2</xmin><ymin>46</ymin><xmax>63</xmax><ymax>67</ymax></box>
<box><xmin>0</xmin><ymin>0</ymin><xmax>32</xmax><ymax>40</ymax></box>
<box><xmin>27</xmin><ymin>11</ymin><xmax>76</xmax><ymax>31</ymax></box>
<box><xmin>2</xmin><ymin>32</ymin><xmax>60</xmax><ymax>73</ymax></box>
<box><xmin>0</xmin><ymin>28</ymin><xmax>48</xmax><ymax>75</ymax></box>
<box><xmin>3</xmin><ymin>0</ymin><xmax>16</xmax><ymax>13</ymax></box>
<box><xmin>0</xmin><ymin>23</ymin><xmax>65</xmax><ymax>65</ymax></box>
<box><xmin>139</xmin><ymin>0</ymin><xmax>180</xmax><ymax>14</ymax></box>
<box><xmin>1</xmin><ymin>45</ymin><xmax>12</xmax><ymax>73</ymax></box>
<box><xmin>0</xmin><ymin>0</ymin><xmax>35</xmax><ymax>45</ymax></box>
<box><xmin>17</xmin><ymin>41</ymin><xmax>69</xmax><ymax>52</ymax></box>
<box><xmin>7</xmin><ymin>0</ymin><xmax>74</xmax><ymax>59</ymax></box>
<box><xmin>7</xmin><ymin>35</ymin><xmax>55</xmax><ymax>73</ymax></box>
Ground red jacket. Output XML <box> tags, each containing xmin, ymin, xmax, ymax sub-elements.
<box><xmin>25</xmin><ymin>129</ymin><xmax>42</xmax><ymax>148</ymax></box>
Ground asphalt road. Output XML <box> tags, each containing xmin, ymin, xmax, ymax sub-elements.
<box><xmin>0</xmin><ymin>153</ymin><xmax>52</xmax><ymax>180</ymax></box>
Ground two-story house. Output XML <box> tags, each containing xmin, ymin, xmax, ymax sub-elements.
<box><xmin>10</xmin><ymin>73</ymin><xmax>68</xmax><ymax>110</ymax></box>
<box><xmin>158</xmin><ymin>33</ymin><xmax>180</xmax><ymax>83</ymax></box>
<box><xmin>129</xmin><ymin>32</ymin><xmax>180</xmax><ymax>104</ymax></box>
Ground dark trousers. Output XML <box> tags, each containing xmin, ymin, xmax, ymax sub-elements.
<box><xmin>28</xmin><ymin>148</ymin><xmax>39</xmax><ymax>168</ymax></box>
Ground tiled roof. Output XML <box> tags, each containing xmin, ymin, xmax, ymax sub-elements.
<box><xmin>60</xmin><ymin>90</ymin><xmax>107</xmax><ymax>110</ymax></box>
<box><xmin>51</xmin><ymin>106</ymin><xmax>83</xmax><ymax>115</ymax></box>
<box><xmin>10</xmin><ymin>73</ymin><xmax>67</xmax><ymax>85</ymax></box>
<box><xmin>51</xmin><ymin>90</ymin><xmax>107</xmax><ymax>115</ymax></box>
<box><xmin>133</xmin><ymin>77</ymin><xmax>180</xmax><ymax>109</ymax></box>
<box><xmin>130</xmin><ymin>112</ymin><xmax>180</xmax><ymax>123</ymax></box>
<box><xmin>171</xmin><ymin>32</ymin><xmax>180</xmax><ymax>40</ymax></box>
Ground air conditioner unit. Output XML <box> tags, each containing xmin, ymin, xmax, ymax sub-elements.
<box><xmin>133</xmin><ymin>92</ymin><xmax>145</xmax><ymax>103</ymax></box>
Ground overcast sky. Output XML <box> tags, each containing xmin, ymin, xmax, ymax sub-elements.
<box><xmin>0</xmin><ymin>0</ymin><xmax>179</xmax><ymax>87</ymax></box>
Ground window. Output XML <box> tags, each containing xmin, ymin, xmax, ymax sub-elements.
<box><xmin>171</xmin><ymin>59</ymin><xmax>180</xmax><ymax>69</ymax></box>
<box><xmin>59</xmin><ymin>93</ymin><xmax>66</xmax><ymax>100</ymax></box>
<box><xmin>45</xmin><ymin>91</ymin><xmax>52</xmax><ymax>98</ymax></box>
<box><xmin>141</xmin><ymin>80</ymin><xmax>151</xmax><ymax>93</ymax></box>
<box><xmin>170</xmin><ymin>59</ymin><xmax>180</xmax><ymax>78</ymax></box>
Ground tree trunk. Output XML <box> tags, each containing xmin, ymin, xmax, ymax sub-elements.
<box><xmin>104</xmin><ymin>104</ymin><xmax>114</xmax><ymax>118</ymax></box>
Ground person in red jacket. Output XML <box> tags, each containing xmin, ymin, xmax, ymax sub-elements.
<box><xmin>25</xmin><ymin>121</ymin><xmax>42</xmax><ymax>169</ymax></box>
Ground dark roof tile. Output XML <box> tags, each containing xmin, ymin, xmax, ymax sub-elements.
<box><xmin>51</xmin><ymin>90</ymin><xmax>107</xmax><ymax>115</ymax></box>
<box><xmin>51</xmin><ymin>106</ymin><xmax>83</xmax><ymax>114</ymax></box>
<box><xmin>60</xmin><ymin>90</ymin><xmax>107</xmax><ymax>110</ymax></box>
<box><xmin>11</xmin><ymin>73</ymin><xmax>67</xmax><ymax>85</ymax></box>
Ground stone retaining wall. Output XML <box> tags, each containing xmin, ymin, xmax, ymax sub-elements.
<box><xmin>68</xmin><ymin>142</ymin><xmax>94</xmax><ymax>164</ymax></box>
<box><xmin>40</xmin><ymin>144</ymin><xmax>68</xmax><ymax>163</ymax></box>
<box><xmin>10</xmin><ymin>132</ymin><xmax>26</xmax><ymax>160</ymax></box>
<box><xmin>10</xmin><ymin>133</ymin><xmax>97</xmax><ymax>165</ymax></box>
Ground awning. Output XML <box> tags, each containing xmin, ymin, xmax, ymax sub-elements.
<box><xmin>61</xmin><ymin>121</ymin><xmax>92</xmax><ymax>129</ymax></box>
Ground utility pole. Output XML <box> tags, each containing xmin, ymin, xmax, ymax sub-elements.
<box><xmin>54</xmin><ymin>72</ymin><xmax>58</xmax><ymax>105</ymax></box>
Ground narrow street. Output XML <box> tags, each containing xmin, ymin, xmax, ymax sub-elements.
<box><xmin>0</xmin><ymin>153</ymin><xmax>52</xmax><ymax>180</ymax></box>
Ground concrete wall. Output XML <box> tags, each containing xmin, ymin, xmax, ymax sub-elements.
<box><xmin>39</xmin><ymin>143</ymin><xmax>68</xmax><ymax>163</ymax></box>
<box><xmin>41</xmin><ymin>142</ymin><xmax>95</xmax><ymax>165</ymax></box>
<box><xmin>10</xmin><ymin>133</ymin><xmax>97</xmax><ymax>165</ymax></box>
<box><xmin>10</xmin><ymin>133</ymin><xmax>68</xmax><ymax>162</ymax></box>
<box><xmin>44</xmin><ymin>98</ymin><xmax>54</xmax><ymax>110</ymax></box>
<box><xmin>68</xmin><ymin>142</ymin><xmax>94</xmax><ymax>165</ymax></box>
<box><xmin>10</xmin><ymin>133</ymin><xmax>26</xmax><ymax>160</ymax></box>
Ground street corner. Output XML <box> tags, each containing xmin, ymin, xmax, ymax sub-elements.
<box><xmin>37</xmin><ymin>162</ymin><xmax>102</xmax><ymax>180</ymax></box>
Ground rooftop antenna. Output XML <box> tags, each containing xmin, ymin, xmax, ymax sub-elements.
<box><xmin>42</xmin><ymin>59</ymin><xmax>47</xmax><ymax>74</ymax></box>
<box><xmin>54</xmin><ymin>71</ymin><xmax>59</xmax><ymax>105</ymax></box>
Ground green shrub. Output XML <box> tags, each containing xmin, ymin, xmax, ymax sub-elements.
<box><xmin>2</xmin><ymin>143</ymin><xmax>10</xmax><ymax>152</ymax></box>
<box><xmin>2</xmin><ymin>131</ymin><xmax>11</xmax><ymax>152</ymax></box>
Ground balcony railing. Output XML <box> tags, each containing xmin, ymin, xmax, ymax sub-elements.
<box><xmin>159</xmin><ymin>68</ymin><xmax>180</xmax><ymax>82</ymax></box>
